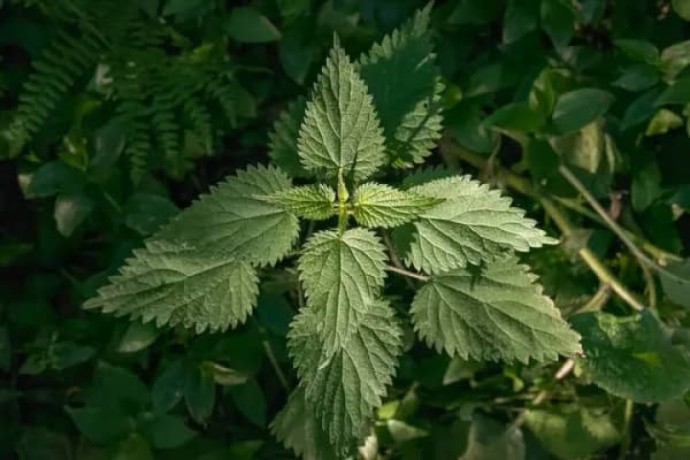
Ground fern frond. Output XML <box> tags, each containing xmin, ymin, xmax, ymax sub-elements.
<box><xmin>5</xmin><ymin>29</ymin><xmax>103</xmax><ymax>152</ymax></box>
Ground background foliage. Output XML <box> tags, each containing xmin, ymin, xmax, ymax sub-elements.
<box><xmin>2</xmin><ymin>0</ymin><xmax>690</xmax><ymax>458</ymax></box>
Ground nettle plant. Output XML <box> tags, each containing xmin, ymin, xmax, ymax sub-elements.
<box><xmin>85</xmin><ymin>7</ymin><xmax>581</xmax><ymax>458</ymax></box>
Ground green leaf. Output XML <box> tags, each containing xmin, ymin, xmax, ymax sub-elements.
<box><xmin>269</xmin><ymin>98</ymin><xmax>309</xmax><ymax>177</ymax></box>
<box><xmin>152</xmin><ymin>359</ymin><xmax>188</xmax><ymax>413</ymax></box>
<box><xmin>460</xmin><ymin>413</ymin><xmax>525</xmax><ymax>460</ymax></box>
<box><xmin>54</xmin><ymin>193</ymin><xmax>93</xmax><ymax>237</ymax></box>
<box><xmin>484</xmin><ymin>102</ymin><xmax>545</xmax><ymax>132</ymax></box>
<box><xmin>156</xmin><ymin>165</ymin><xmax>299</xmax><ymax>267</ymax></box>
<box><xmin>271</xmin><ymin>387</ymin><xmax>337</xmax><ymax>460</ymax></box>
<box><xmin>266</xmin><ymin>184</ymin><xmax>336</xmax><ymax>220</ymax></box>
<box><xmin>615</xmin><ymin>39</ymin><xmax>660</xmax><ymax>65</ymax></box>
<box><xmin>84</xmin><ymin>242</ymin><xmax>259</xmax><ymax>333</ymax></box>
<box><xmin>659</xmin><ymin>260</ymin><xmax>690</xmax><ymax>308</ymax></box>
<box><xmin>524</xmin><ymin>406</ymin><xmax>621</xmax><ymax>459</ymax></box>
<box><xmin>645</xmin><ymin>108</ymin><xmax>684</xmax><ymax>136</ymax></box>
<box><xmin>65</xmin><ymin>406</ymin><xmax>132</xmax><ymax>444</ymax></box>
<box><xmin>353</xmin><ymin>183</ymin><xmax>442</xmax><ymax>228</ymax></box>
<box><xmin>298</xmin><ymin>228</ymin><xmax>387</xmax><ymax>352</ymax></box>
<box><xmin>673</xmin><ymin>0</ymin><xmax>690</xmax><ymax>21</ymax></box>
<box><xmin>540</xmin><ymin>0</ymin><xmax>575</xmax><ymax>50</ymax></box>
<box><xmin>124</xmin><ymin>194</ymin><xmax>178</xmax><ymax>236</ymax></box>
<box><xmin>141</xmin><ymin>414</ymin><xmax>196</xmax><ymax>449</ymax></box>
<box><xmin>225</xmin><ymin>7</ymin><xmax>281</xmax><ymax>43</ymax></box>
<box><xmin>400</xmin><ymin>176</ymin><xmax>556</xmax><ymax>274</ymax></box>
<box><xmin>288</xmin><ymin>300</ymin><xmax>402</xmax><ymax>456</ymax></box>
<box><xmin>117</xmin><ymin>321</ymin><xmax>159</xmax><ymax>354</ymax></box>
<box><xmin>571</xmin><ymin>310</ymin><xmax>690</xmax><ymax>402</ymax></box>
<box><xmin>661</xmin><ymin>41</ymin><xmax>690</xmax><ymax>80</ymax></box>
<box><xmin>299</xmin><ymin>39</ymin><xmax>386</xmax><ymax>180</ymax></box>
<box><xmin>657</xmin><ymin>76</ymin><xmax>690</xmax><ymax>105</ymax></box>
<box><xmin>114</xmin><ymin>434</ymin><xmax>154</xmax><ymax>460</ymax></box>
<box><xmin>184</xmin><ymin>366</ymin><xmax>215</xmax><ymax>423</ymax></box>
<box><xmin>411</xmin><ymin>255</ymin><xmax>581</xmax><ymax>362</ymax></box>
<box><xmin>551</xmin><ymin>88</ymin><xmax>614</xmax><ymax>134</ymax></box>
<box><xmin>21</xmin><ymin>160</ymin><xmax>83</xmax><ymax>198</ymax></box>
<box><xmin>359</xmin><ymin>6</ymin><xmax>443</xmax><ymax>167</ymax></box>
<box><xmin>503</xmin><ymin>0</ymin><xmax>539</xmax><ymax>44</ymax></box>
<box><xmin>230</xmin><ymin>380</ymin><xmax>267</xmax><ymax>427</ymax></box>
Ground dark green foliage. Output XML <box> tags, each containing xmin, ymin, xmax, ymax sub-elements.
<box><xmin>3</xmin><ymin>0</ymin><xmax>690</xmax><ymax>459</ymax></box>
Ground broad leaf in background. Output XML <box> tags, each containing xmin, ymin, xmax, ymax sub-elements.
<box><xmin>460</xmin><ymin>413</ymin><xmax>525</xmax><ymax>460</ymax></box>
<box><xmin>298</xmin><ymin>40</ymin><xmax>386</xmax><ymax>180</ymax></box>
<box><xmin>401</xmin><ymin>176</ymin><xmax>556</xmax><ymax>274</ymax></box>
<box><xmin>659</xmin><ymin>260</ymin><xmax>690</xmax><ymax>308</ymax></box>
<box><xmin>572</xmin><ymin>311</ymin><xmax>690</xmax><ymax>402</ymax></box>
<box><xmin>225</xmin><ymin>7</ymin><xmax>281</xmax><ymax>43</ymax></box>
<box><xmin>360</xmin><ymin>5</ymin><xmax>443</xmax><ymax>167</ymax></box>
<box><xmin>298</xmin><ymin>229</ymin><xmax>387</xmax><ymax>352</ymax></box>
<box><xmin>524</xmin><ymin>406</ymin><xmax>621</xmax><ymax>459</ymax></box>
<box><xmin>288</xmin><ymin>301</ymin><xmax>402</xmax><ymax>456</ymax></box>
<box><xmin>551</xmin><ymin>88</ymin><xmax>614</xmax><ymax>134</ymax></box>
<box><xmin>411</xmin><ymin>255</ymin><xmax>581</xmax><ymax>362</ymax></box>
<box><xmin>353</xmin><ymin>183</ymin><xmax>442</xmax><ymax>228</ymax></box>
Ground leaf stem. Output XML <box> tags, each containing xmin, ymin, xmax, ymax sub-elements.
<box><xmin>262</xmin><ymin>339</ymin><xmax>290</xmax><ymax>393</ymax></box>
<box><xmin>382</xmin><ymin>233</ymin><xmax>417</xmax><ymax>289</ymax></box>
<box><xmin>441</xmin><ymin>139</ymin><xmax>645</xmax><ymax>312</ymax></box>
<box><xmin>385</xmin><ymin>265</ymin><xmax>430</xmax><ymax>282</ymax></box>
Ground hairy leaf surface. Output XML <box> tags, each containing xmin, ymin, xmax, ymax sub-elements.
<box><xmin>411</xmin><ymin>256</ymin><xmax>581</xmax><ymax>362</ymax></box>
<box><xmin>157</xmin><ymin>164</ymin><xmax>299</xmax><ymax>267</ymax></box>
<box><xmin>288</xmin><ymin>301</ymin><xmax>402</xmax><ymax>456</ymax></box>
<box><xmin>353</xmin><ymin>183</ymin><xmax>442</xmax><ymax>228</ymax></box>
<box><xmin>298</xmin><ymin>39</ymin><xmax>386</xmax><ymax>180</ymax></box>
<box><xmin>402</xmin><ymin>176</ymin><xmax>557</xmax><ymax>274</ymax></box>
<box><xmin>360</xmin><ymin>5</ymin><xmax>443</xmax><ymax>167</ymax></box>
<box><xmin>84</xmin><ymin>241</ymin><xmax>258</xmax><ymax>333</ymax></box>
<box><xmin>571</xmin><ymin>310</ymin><xmax>690</xmax><ymax>402</ymax></box>
<box><xmin>271</xmin><ymin>387</ymin><xmax>336</xmax><ymax>460</ymax></box>
<box><xmin>298</xmin><ymin>228</ymin><xmax>387</xmax><ymax>352</ymax></box>
<box><xmin>266</xmin><ymin>184</ymin><xmax>336</xmax><ymax>220</ymax></box>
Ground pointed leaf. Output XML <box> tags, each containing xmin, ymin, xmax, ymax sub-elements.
<box><xmin>400</xmin><ymin>176</ymin><xmax>556</xmax><ymax>274</ymax></box>
<box><xmin>298</xmin><ymin>228</ymin><xmax>387</xmax><ymax>352</ymax></box>
<box><xmin>298</xmin><ymin>39</ymin><xmax>386</xmax><ymax>180</ymax></box>
<box><xmin>271</xmin><ymin>388</ymin><xmax>337</xmax><ymax>460</ymax></box>
<box><xmin>266</xmin><ymin>184</ymin><xmax>336</xmax><ymax>220</ymax></box>
<box><xmin>524</xmin><ymin>406</ymin><xmax>621</xmax><ymax>459</ymax></box>
<box><xmin>411</xmin><ymin>256</ymin><xmax>581</xmax><ymax>362</ymax></box>
<box><xmin>360</xmin><ymin>5</ymin><xmax>442</xmax><ymax>167</ymax></box>
<box><xmin>353</xmin><ymin>183</ymin><xmax>442</xmax><ymax>228</ymax></box>
<box><xmin>84</xmin><ymin>242</ymin><xmax>259</xmax><ymax>333</ymax></box>
<box><xmin>571</xmin><ymin>310</ymin><xmax>690</xmax><ymax>402</ymax></box>
<box><xmin>288</xmin><ymin>300</ymin><xmax>402</xmax><ymax>456</ymax></box>
<box><xmin>269</xmin><ymin>98</ymin><xmax>309</xmax><ymax>177</ymax></box>
<box><xmin>156</xmin><ymin>164</ymin><xmax>299</xmax><ymax>267</ymax></box>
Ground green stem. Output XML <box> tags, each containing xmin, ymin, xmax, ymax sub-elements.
<box><xmin>441</xmin><ymin>140</ymin><xmax>645</xmax><ymax>312</ymax></box>
<box><xmin>385</xmin><ymin>265</ymin><xmax>430</xmax><ymax>282</ymax></box>
<box><xmin>337</xmin><ymin>169</ymin><xmax>349</xmax><ymax>235</ymax></box>
<box><xmin>558</xmin><ymin>165</ymin><xmax>685</xmax><ymax>287</ymax></box>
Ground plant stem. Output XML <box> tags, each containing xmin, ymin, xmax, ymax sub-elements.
<box><xmin>337</xmin><ymin>168</ymin><xmax>349</xmax><ymax>235</ymax></box>
<box><xmin>262</xmin><ymin>339</ymin><xmax>290</xmax><ymax>393</ymax></box>
<box><xmin>618</xmin><ymin>399</ymin><xmax>634</xmax><ymax>460</ymax></box>
<box><xmin>441</xmin><ymin>140</ymin><xmax>645</xmax><ymax>312</ymax></box>
<box><xmin>385</xmin><ymin>265</ymin><xmax>430</xmax><ymax>282</ymax></box>
<box><xmin>383</xmin><ymin>233</ymin><xmax>417</xmax><ymax>289</ymax></box>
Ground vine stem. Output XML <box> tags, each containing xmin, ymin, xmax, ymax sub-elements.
<box><xmin>385</xmin><ymin>265</ymin><xmax>430</xmax><ymax>282</ymax></box>
<box><xmin>441</xmin><ymin>139</ymin><xmax>645</xmax><ymax>312</ymax></box>
<box><xmin>262</xmin><ymin>339</ymin><xmax>290</xmax><ymax>393</ymax></box>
